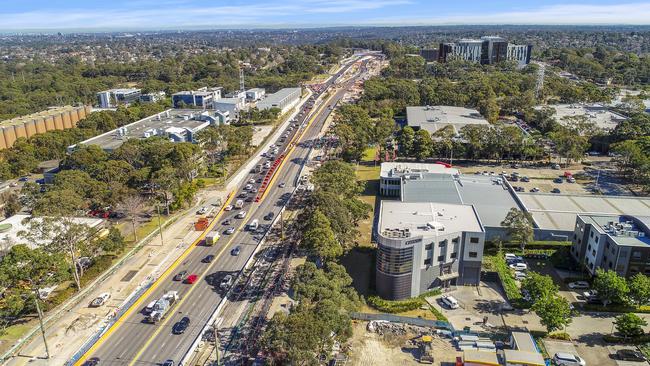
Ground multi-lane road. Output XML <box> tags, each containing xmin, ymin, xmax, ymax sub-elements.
<box><xmin>75</xmin><ymin>54</ymin><xmax>373</xmax><ymax>366</ymax></box>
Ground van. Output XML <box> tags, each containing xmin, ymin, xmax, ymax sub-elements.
<box><xmin>440</xmin><ymin>295</ymin><xmax>459</xmax><ymax>309</ymax></box>
<box><xmin>248</xmin><ymin>219</ymin><xmax>259</xmax><ymax>230</ymax></box>
<box><xmin>552</xmin><ymin>352</ymin><xmax>585</xmax><ymax>366</ymax></box>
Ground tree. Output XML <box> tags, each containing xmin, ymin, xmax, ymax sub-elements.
<box><xmin>532</xmin><ymin>295</ymin><xmax>573</xmax><ymax>333</ymax></box>
<box><xmin>629</xmin><ymin>273</ymin><xmax>650</xmax><ymax>306</ymax></box>
<box><xmin>593</xmin><ymin>269</ymin><xmax>629</xmax><ymax>306</ymax></box>
<box><xmin>302</xmin><ymin>210</ymin><xmax>342</xmax><ymax>261</ymax></box>
<box><xmin>413</xmin><ymin>129</ymin><xmax>434</xmax><ymax>161</ymax></box>
<box><xmin>118</xmin><ymin>193</ymin><xmax>146</xmax><ymax>243</ymax></box>
<box><xmin>311</xmin><ymin>161</ymin><xmax>360</xmax><ymax>198</ymax></box>
<box><xmin>1</xmin><ymin>192</ymin><xmax>21</xmax><ymax>218</ymax></box>
<box><xmin>398</xmin><ymin>126</ymin><xmax>415</xmax><ymax>156</ymax></box>
<box><xmin>500</xmin><ymin>208</ymin><xmax>534</xmax><ymax>253</ymax></box>
<box><xmin>614</xmin><ymin>313</ymin><xmax>647</xmax><ymax>339</ymax></box>
<box><xmin>521</xmin><ymin>272</ymin><xmax>559</xmax><ymax>303</ymax></box>
<box><xmin>0</xmin><ymin>245</ymin><xmax>68</xmax><ymax>358</ymax></box>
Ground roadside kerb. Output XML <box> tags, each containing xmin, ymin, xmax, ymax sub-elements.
<box><xmin>71</xmin><ymin>192</ymin><xmax>235</xmax><ymax>366</ymax></box>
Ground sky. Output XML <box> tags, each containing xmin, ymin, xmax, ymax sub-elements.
<box><xmin>2</xmin><ymin>0</ymin><xmax>650</xmax><ymax>31</ymax></box>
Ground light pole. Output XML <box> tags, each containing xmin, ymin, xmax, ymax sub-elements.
<box><xmin>213</xmin><ymin>321</ymin><xmax>220</xmax><ymax>366</ymax></box>
<box><xmin>156</xmin><ymin>203</ymin><xmax>164</xmax><ymax>247</ymax></box>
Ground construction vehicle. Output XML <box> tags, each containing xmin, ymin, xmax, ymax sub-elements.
<box><xmin>205</xmin><ymin>231</ymin><xmax>220</xmax><ymax>246</ymax></box>
<box><xmin>418</xmin><ymin>335</ymin><xmax>434</xmax><ymax>364</ymax></box>
<box><xmin>145</xmin><ymin>291</ymin><xmax>179</xmax><ymax>324</ymax></box>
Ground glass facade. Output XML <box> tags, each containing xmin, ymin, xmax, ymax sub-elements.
<box><xmin>377</xmin><ymin>244</ymin><xmax>413</xmax><ymax>275</ymax></box>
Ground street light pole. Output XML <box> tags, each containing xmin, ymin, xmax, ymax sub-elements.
<box><xmin>34</xmin><ymin>296</ymin><xmax>50</xmax><ymax>359</ymax></box>
<box><xmin>213</xmin><ymin>322</ymin><xmax>220</xmax><ymax>366</ymax></box>
<box><xmin>156</xmin><ymin>203</ymin><xmax>164</xmax><ymax>247</ymax></box>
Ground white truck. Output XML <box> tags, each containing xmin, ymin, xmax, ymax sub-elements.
<box><xmin>145</xmin><ymin>291</ymin><xmax>179</xmax><ymax>324</ymax></box>
<box><xmin>205</xmin><ymin>231</ymin><xmax>220</xmax><ymax>246</ymax></box>
<box><xmin>234</xmin><ymin>199</ymin><xmax>244</xmax><ymax>209</ymax></box>
<box><xmin>248</xmin><ymin>219</ymin><xmax>259</xmax><ymax>231</ymax></box>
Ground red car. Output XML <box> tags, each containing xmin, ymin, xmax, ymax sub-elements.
<box><xmin>185</xmin><ymin>274</ymin><xmax>198</xmax><ymax>284</ymax></box>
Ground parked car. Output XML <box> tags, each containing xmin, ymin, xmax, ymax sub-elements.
<box><xmin>530</xmin><ymin>187</ymin><xmax>540</xmax><ymax>192</ymax></box>
<box><xmin>202</xmin><ymin>255</ymin><xmax>215</xmax><ymax>263</ymax></box>
<box><xmin>567</xmin><ymin>176</ymin><xmax>576</xmax><ymax>183</ymax></box>
<box><xmin>172</xmin><ymin>316</ymin><xmax>191</xmax><ymax>334</ymax></box>
<box><xmin>583</xmin><ymin>289</ymin><xmax>598</xmax><ymax>298</ymax></box>
<box><xmin>83</xmin><ymin>358</ymin><xmax>100</xmax><ymax>366</ymax></box>
<box><xmin>440</xmin><ymin>295</ymin><xmax>459</xmax><ymax>309</ymax></box>
<box><xmin>521</xmin><ymin>176</ymin><xmax>530</xmax><ymax>182</ymax></box>
<box><xmin>162</xmin><ymin>360</ymin><xmax>174</xmax><ymax>366</ymax></box>
<box><xmin>223</xmin><ymin>219</ymin><xmax>231</xmax><ymax>225</ymax></box>
<box><xmin>553</xmin><ymin>177</ymin><xmax>564</xmax><ymax>183</ymax></box>
<box><xmin>185</xmin><ymin>274</ymin><xmax>198</xmax><ymax>284</ymax></box>
<box><xmin>552</xmin><ymin>164</ymin><xmax>561</xmax><ymax>170</ymax></box>
<box><xmin>231</xmin><ymin>246</ymin><xmax>241</xmax><ymax>256</ymax></box>
<box><xmin>514</xmin><ymin>271</ymin><xmax>527</xmax><ymax>280</ymax></box>
<box><xmin>196</xmin><ymin>206</ymin><xmax>207</xmax><ymax>215</ymax></box>
<box><xmin>174</xmin><ymin>270</ymin><xmax>188</xmax><ymax>282</ymax></box>
<box><xmin>615</xmin><ymin>349</ymin><xmax>647</xmax><ymax>362</ymax></box>
<box><xmin>509</xmin><ymin>262</ymin><xmax>528</xmax><ymax>271</ymax></box>
<box><xmin>504</xmin><ymin>253</ymin><xmax>519</xmax><ymax>260</ymax></box>
<box><xmin>551</xmin><ymin>188</ymin><xmax>561</xmax><ymax>193</ymax></box>
<box><xmin>568</xmin><ymin>281</ymin><xmax>589</xmax><ymax>289</ymax></box>
<box><xmin>552</xmin><ymin>352</ymin><xmax>585</xmax><ymax>366</ymax></box>
<box><xmin>89</xmin><ymin>292</ymin><xmax>111</xmax><ymax>307</ymax></box>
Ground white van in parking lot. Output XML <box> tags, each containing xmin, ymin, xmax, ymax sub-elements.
<box><xmin>440</xmin><ymin>295</ymin><xmax>459</xmax><ymax>309</ymax></box>
<box><xmin>552</xmin><ymin>352</ymin><xmax>586</xmax><ymax>366</ymax></box>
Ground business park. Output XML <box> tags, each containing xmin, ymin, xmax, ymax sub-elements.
<box><xmin>376</xmin><ymin>162</ymin><xmax>650</xmax><ymax>299</ymax></box>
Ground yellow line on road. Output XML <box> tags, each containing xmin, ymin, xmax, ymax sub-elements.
<box><xmin>74</xmin><ymin>193</ymin><xmax>235</xmax><ymax>366</ymax></box>
<box><xmin>127</xmin><ymin>209</ymin><xmax>251</xmax><ymax>366</ymax></box>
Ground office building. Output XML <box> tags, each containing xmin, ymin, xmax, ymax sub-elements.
<box><xmin>438</xmin><ymin>36</ymin><xmax>533</xmax><ymax>66</ymax></box>
<box><xmin>376</xmin><ymin>201</ymin><xmax>485</xmax><ymax>300</ymax></box>
<box><xmin>257</xmin><ymin>88</ymin><xmax>302</xmax><ymax>114</ymax></box>
<box><xmin>246</xmin><ymin>88</ymin><xmax>266</xmax><ymax>102</ymax></box>
<box><xmin>96</xmin><ymin>88</ymin><xmax>142</xmax><ymax>108</ymax></box>
<box><xmin>171</xmin><ymin>87</ymin><xmax>222</xmax><ymax>109</ymax></box>
<box><xmin>379</xmin><ymin>162</ymin><xmax>459</xmax><ymax>197</ymax></box>
<box><xmin>571</xmin><ymin>214</ymin><xmax>650</xmax><ymax>278</ymax></box>
<box><xmin>140</xmin><ymin>91</ymin><xmax>166</xmax><ymax>103</ymax></box>
<box><xmin>69</xmin><ymin>109</ymin><xmax>218</xmax><ymax>152</ymax></box>
<box><xmin>406</xmin><ymin>106</ymin><xmax>490</xmax><ymax>135</ymax></box>
<box><xmin>213</xmin><ymin>98</ymin><xmax>245</xmax><ymax>117</ymax></box>
<box><xmin>419</xmin><ymin>49</ymin><xmax>439</xmax><ymax>62</ymax></box>
<box><xmin>0</xmin><ymin>105</ymin><xmax>91</xmax><ymax>150</ymax></box>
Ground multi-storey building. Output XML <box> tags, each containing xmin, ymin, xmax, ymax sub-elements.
<box><xmin>438</xmin><ymin>36</ymin><xmax>533</xmax><ymax>67</ymax></box>
<box><xmin>97</xmin><ymin>88</ymin><xmax>142</xmax><ymax>108</ymax></box>
<box><xmin>171</xmin><ymin>87</ymin><xmax>222</xmax><ymax>109</ymax></box>
<box><xmin>571</xmin><ymin>214</ymin><xmax>650</xmax><ymax>277</ymax></box>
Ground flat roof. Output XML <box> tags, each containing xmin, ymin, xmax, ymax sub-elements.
<box><xmin>99</xmin><ymin>88</ymin><xmax>140</xmax><ymax>94</ymax></box>
<box><xmin>214</xmin><ymin>98</ymin><xmax>242</xmax><ymax>105</ymax></box>
<box><xmin>0</xmin><ymin>214</ymin><xmax>104</xmax><ymax>250</ymax></box>
<box><xmin>537</xmin><ymin>104</ymin><xmax>627</xmax><ymax>131</ymax></box>
<box><xmin>401</xmin><ymin>173</ymin><xmax>520</xmax><ymax>228</ymax></box>
<box><xmin>73</xmin><ymin>109</ymin><xmax>210</xmax><ymax>151</ymax></box>
<box><xmin>518</xmin><ymin>193</ymin><xmax>650</xmax><ymax>232</ymax></box>
<box><xmin>379</xmin><ymin>200</ymin><xmax>483</xmax><ymax>238</ymax></box>
<box><xmin>381</xmin><ymin>162</ymin><xmax>459</xmax><ymax>178</ymax></box>
<box><xmin>257</xmin><ymin>88</ymin><xmax>301</xmax><ymax>108</ymax></box>
<box><xmin>511</xmin><ymin>332</ymin><xmax>538</xmax><ymax>353</ymax></box>
<box><xmin>503</xmin><ymin>350</ymin><xmax>545</xmax><ymax>366</ymax></box>
<box><xmin>1</xmin><ymin>106</ymin><xmax>85</xmax><ymax>127</ymax></box>
<box><xmin>579</xmin><ymin>215</ymin><xmax>650</xmax><ymax>247</ymax></box>
<box><xmin>406</xmin><ymin>106</ymin><xmax>489</xmax><ymax>134</ymax></box>
<box><xmin>463</xmin><ymin>350</ymin><xmax>499</xmax><ymax>365</ymax></box>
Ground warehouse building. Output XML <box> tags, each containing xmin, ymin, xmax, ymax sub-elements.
<box><xmin>0</xmin><ymin>105</ymin><xmax>91</xmax><ymax>150</ymax></box>
<box><xmin>213</xmin><ymin>97</ymin><xmax>246</xmax><ymax>117</ymax></box>
<box><xmin>535</xmin><ymin>103</ymin><xmax>627</xmax><ymax>131</ymax></box>
<box><xmin>406</xmin><ymin>106</ymin><xmax>490</xmax><ymax>135</ymax></box>
<box><xmin>97</xmin><ymin>88</ymin><xmax>141</xmax><ymax>108</ymax></box>
<box><xmin>376</xmin><ymin>201</ymin><xmax>485</xmax><ymax>300</ymax></box>
<box><xmin>257</xmin><ymin>88</ymin><xmax>301</xmax><ymax>114</ymax></box>
<box><xmin>69</xmin><ymin>109</ymin><xmax>220</xmax><ymax>152</ymax></box>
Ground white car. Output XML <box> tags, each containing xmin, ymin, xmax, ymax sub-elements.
<box><xmin>568</xmin><ymin>281</ymin><xmax>589</xmax><ymax>289</ymax></box>
<box><xmin>196</xmin><ymin>206</ymin><xmax>207</xmax><ymax>215</ymax></box>
<box><xmin>440</xmin><ymin>295</ymin><xmax>459</xmax><ymax>309</ymax></box>
<box><xmin>514</xmin><ymin>271</ymin><xmax>527</xmax><ymax>280</ymax></box>
<box><xmin>248</xmin><ymin>178</ymin><xmax>256</xmax><ymax>184</ymax></box>
<box><xmin>224</xmin><ymin>205</ymin><xmax>233</xmax><ymax>211</ymax></box>
<box><xmin>225</xmin><ymin>227</ymin><xmax>235</xmax><ymax>235</ymax></box>
<box><xmin>583</xmin><ymin>289</ymin><xmax>598</xmax><ymax>298</ymax></box>
<box><xmin>90</xmin><ymin>292</ymin><xmax>111</xmax><ymax>307</ymax></box>
<box><xmin>552</xmin><ymin>352</ymin><xmax>586</xmax><ymax>366</ymax></box>
<box><xmin>504</xmin><ymin>253</ymin><xmax>518</xmax><ymax>260</ymax></box>
<box><xmin>509</xmin><ymin>263</ymin><xmax>528</xmax><ymax>271</ymax></box>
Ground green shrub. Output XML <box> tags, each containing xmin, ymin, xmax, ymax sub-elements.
<box><xmin>428</xmin><ymin>305</ymin><xmax>448</xmax><ymax>322</ymax></box>
<box><xmin>366</xmin><ymin>295</ymin><xmax>423</xmax><ymax>313</ymax></box>
<box><xmin>44</xmin><ymin>284</ymin><xmax>75</xmax><ymax>311</ymax></box>
<box><xmin>80</xmin><ymin>255</ymin><xmax>115</xmax><ymax>287</ymax></box>
<box><xmin>548</xmin><ymin>332</ymin><xmax>571</xmax><ymax>340</ymax></box>
<box><xmin>493</xmin><ymin>252</ymin><xmax>521</xmax><ymax>301</ymax></box>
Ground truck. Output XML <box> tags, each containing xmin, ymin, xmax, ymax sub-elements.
<box><xmin>205</xmin><ymin>231</ymin><xmax>220</xmax><ymax>246</ymax></box>
<box><xmin>234</xmin><ymin>199</ymin><xmax>244</xmax><ymax>209</ymax></box>
<box><xmin>248</xmin><ymin>219</ymin><xmax>259</xmax><ymax>231</ymax></box>
<box><xmin>145</xmin><ymin>291</ymin><xmax>179</xmax><ymax>324</ymax></box>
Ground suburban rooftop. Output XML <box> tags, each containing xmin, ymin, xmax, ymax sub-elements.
<box><xmin>406</xmin><ymin>105</ymin><xmax>489</xmax><ymax>134</ymax></box>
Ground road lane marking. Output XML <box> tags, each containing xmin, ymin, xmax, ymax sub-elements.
<box><xmin>127</xmin><ymin>210</ymin><xmax>251</xmax><ymax>366</ymax></box>
<box><xmin>74</xmin><ymin>192</ymin><xmax>235</xmax><ymax>366</ymax></box>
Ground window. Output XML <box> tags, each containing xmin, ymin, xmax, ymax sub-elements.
<box><xmin>468</xmin><ymin>252</ymin><xmax>478</xmax><ymax>258</ymax></box>
<box><xmin>439</xmin><ymin>240</ymin><xmax>447</xmax><ymax>247</ymax></box>
<box><xmin>592</xmin><ymin>250</ymin><xmax>596</xmax><ymax>256</ymax></box>
<box><xmin>425</xmin><ymin>243</ymin><xmax>432</xmax><ymax>250</ymax></box>
<box><xmin>424</xmin><ymin>258</ymin><xmax>432</xmax><ymax>266</ymax></box>
<box><xmin>470</xmin><ymin>237</ymin><xmax>479</xmax><ymax>244</ymax></box>
<box><xmin>633</xmin><ymin>251</ymin><xmax>642</xmax><ymax>259</ymax></box>
<box><xmin>437</xmin><ymin>255</ymin><xmax>445</xmax><ymax>262</ymax></box>
<box><xmin>450</xmin><ymin>252</ymin><xmax>457</xmax><ymax>259</ymax></box>
<box><xmin>573</xmin><ymin>233</ymin><xmax>577</xmax><ymax>240</ymax></box>
<box><xmin>609</xmin><ymin>261</ymin><xmax>613</xmax><ymax>269</ymax></box>
<box><xmin>631</xmin><ymin>266</ymin><xmax>639</xmax><ymax>274</ymax></box>
<box><xmin>587</xmin><ymin>245</ymin><xmax>591</xmax><ymax>251</ymax></box>
<box><xmin>590</xmin><ymin>231</ymin><xmax>594</xmax><ymax>238</ymax></box>
<box><xmin>644</xmin><ymin>268</ymin><xmax>650</xmax><ymax>275</ymax></box>
<box><xmin>452</xmin><ymin>237</ymin><xmax>460</xmax><ymax>245</ymax></box>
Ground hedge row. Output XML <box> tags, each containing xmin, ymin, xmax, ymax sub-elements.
<box><xmin>493</xmin><ymin>253</ymin><xmax>521</xmax><ymax>302</ymax></box>
<box><xmin>366</xmin><ymin>289</ymin><xmax>443</xmax><ymax>314</ymax></box>
<box><xmin>582</xmin><ymin>304</ymin><xmax>650</xmax><ymax>313</ymax></box>
<box><xmin>487</xmin><ymin>241</ymin><xmax>572</xmax><ymax>250</ymax></box>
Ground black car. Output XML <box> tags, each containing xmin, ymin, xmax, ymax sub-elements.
<box><xmin>223</xmin><ymin>219</ymin><xmax>231</xmax><ymax>225</ymax></box>
<box><xmin>264</xmin><ymin>212</ymin><xmax>275</xmax><ymax>221</ymax></box>
<box><xmin>616</xmin><ymin>349</ymin><xmax>647</xmax><ymax>362</ymax></box>
<box><xmin>172</xmin><ymin>316</ymin><xmax>190</xmax><ymax>334</ymax></box>
<box><xmin>84</xmin><ymin>358</ymin><xmax>100</xmax><ymax>366</ymax></box>
<box><xmin>203</xmin><ymin>255</ymin><xmax>215</xmax><ymax>263</ymax></box>
<box><xmin>162</xmin><ymin>360</ymin><xmax>174</xmax><ymax>366</ymax></box>
<box><xmin>245</xmin><ymin>196</ymin><xmax>254</xmax><ymax>202</ymax></box>
<box><xmin>173</xmin><ymin>270</ymin><xmax>188</xmax><ymax>281</ymax></box>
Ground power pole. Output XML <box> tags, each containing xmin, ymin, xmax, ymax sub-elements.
<box><xmin>156</xmin><ymin>203</ymin><xmax>164</xmax><ymax>247</ymax></box>
<box><xmin>280</xmin><ymin>210</ymin><xmax>284</xmax><ymax>240</ymax></box>
<box><xmin>34</xmin><ymin>296</ymin><xmax>50</xmax><ymax>359</ymax></box>
<box><xmin>213</xmin><ymin>321</ymin><xmax>220</xmax><ymax>365</ymax></box>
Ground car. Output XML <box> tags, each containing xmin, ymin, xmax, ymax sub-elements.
<box><xmin>9</xmin><ymin>182</ymin><xmax>17</xmax><ymax>187</ymax></box>
<box><xmin>264</xmin><ymin>212</ymin><xmax>275</xmax><ymax>221</ymax></box>
<box><xmin>172</xmin><ymin>316</ymin><xmax>191</xmax><ymax>334</ymax></box>
<box><xmin>203</xmin><ymin>255</ymin><xmax>215</xmax><ymax>263</ymax></box>
<box><xmin>583</xmin><ymin>289</ymin><xmax>598</xmax><ymax>298</ymax></box>
<box><xmin>231</xmin><ymin>246</ymin><xmax>241</xmax><ymax>256</ymax></box>
<box><xmin>220</xmin><ymin>275</ymin><xmax>234</xmax><ymax>290</ymax></box>
<box><xmin>586</xmin><ymin>297</ymin><xmax>604</xmax><ymax>305</ymax></box>
<box><xmin>440</xmin><ymin>295</ymin><xmax>459</xmax><ymax>309</ymax></box>
<box><xmin>249</xmin><ymin>178</ymin><xmax>256</xmax><ymax>184</ymax></box>
<box><xmin>174</xmin><ymin>270</ymin><xmax>188</xmax><ymax>281</ymax></box>
<box><xmin>223</xmin><ymin>219</ymin><xmax>231</xmax><ymax>225</ymax></box>
<box><xmin>185</xmin><ymin>274</ymin><xmax>198</xmax><ymax>284</ymax></box>
<box><xmin>225</xmin><ymin>227</ymin><xmax>235</xmax><ymax>235</ymax></box>
<box><xmin>509</xmin><ymin>262</ymin><xmax>528</xmax><ymax>271</ymax></box>
<box><xmin>89</xmin><ymin>292</ymin><xmax>111</xmax><ymax>307</ymax></box>
<box><xmin>514</xmin><ymin>271</ymin><xmax>527</xmax><ymax>280</ymax></box>
<box><xmin>568</xmin><ymin>281</ymin><xmax>590</xmax><ymax>289</ymax></box>
<box><xmin>279</xmin><ymin>182</ymin><xmax>286</xmax><ymax>188</ymax></box>
<box><xmin>551</xmin><ymin>188</ymin><xmax>561</xmax><ymax>193</ymax></box>
<box><xmin>552</xmin><ymin>164</ymin><xmax>561</xmax><ymax>170</ymax></box>
<box><xmin>162</xmin><ymin>360</ymin><xmax>174</xmax><ymax>366</ymax></box>
<box><xmin>245</xmin><ymin>196</ymin><xmax>254</xmax><ymax>202</ymax></box>
<box><xmin>552</xmin><ymin>352</ymin><xmax>585</xmax><ymax>366</ymax></box>
<box><xmin>224</xmin><ymin>205</ymin><xmax>233</xmax><ymax>211</ymax></box>
<box><xmin>83</xmin><ymin>358</ymin><xmax>100</xmax><ymax>366</ymax></box>
<box><xmin>521</xmin><ymin>289</ymin><xmax>532</xmax><ymax>302</ymax></box>
<box><xmin>530</xmin><ymin>187</ymin><xmax>540</xmax><ymax>192</ymax></box>
<box><xmin>567</xmin><ymin>176</ymin><xmax>576</xmax><ymax>183</ymax></box>
<box><xmin>504</xmin><ymin>253</ymin><xmax>518</xmax><ymax>260</ymax></box>
<box><xmin>514</xmin><ymin>186</ymin><xmax>525</xmax><ymax>192</ymax></box>
<box><xmin>553</xmin><ymin>177</ymin><xmax>564</xmax><ymax>183</ymax></box>
<box><xmin>238</xmin><ymin>192</ymin><xmax>247</xmax><ymax>198</ymax></box>
<box><xmin>197</xmin><ymin>206</ymin><xmax>207</xmax><ymax>215</ymax></box>
<box><xmin>521</xmin><ymin>176</ymin><xmax>530</xmax><ymax>182</ymax></box>
<box><xmin>615</xmin><ymin>349</ymin><xmax>647</xmax><ymax>362</ymax></box>
<box><xmin>18</xmin><ymin>176</ymin><xmax>28</xmax><ymax>182</ymax></box>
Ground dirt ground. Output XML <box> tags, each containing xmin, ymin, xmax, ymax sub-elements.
<box><xmin>347</xmin><ymin>321</ymin><xmax>461</xmax><ymax>366</ymax></box>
